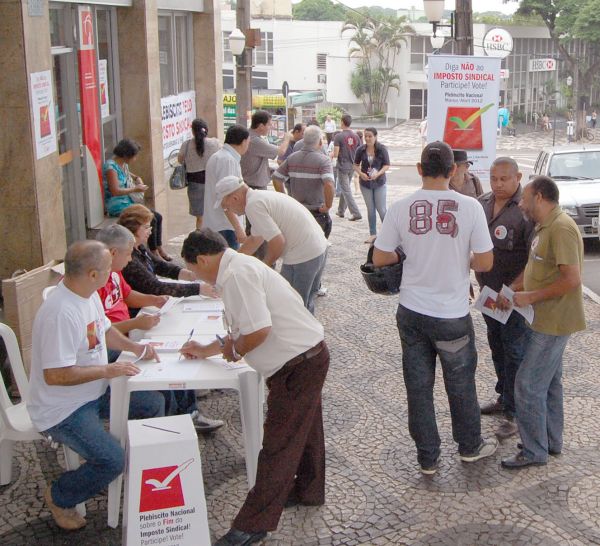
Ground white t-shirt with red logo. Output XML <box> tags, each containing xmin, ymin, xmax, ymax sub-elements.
<box><xmin>375</xmin><ymin>188</ymin><xmax>492</xmax><ymax>318</ymax></box>
<box><xmin>27</xmin><ymin>281</ymin><xmax>112</xmax><ymax>431</ymax></box>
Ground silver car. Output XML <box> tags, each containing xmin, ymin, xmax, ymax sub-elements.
<box><xmin>532</xmin><ymin>146</ymin><xmax>600</xmax><ymax>238</ymax></box>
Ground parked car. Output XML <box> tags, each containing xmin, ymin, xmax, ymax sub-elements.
<box><xmin>531</xmin><ymin>146</ymin><xmax>600</xmax><ymax>238</ymax></box>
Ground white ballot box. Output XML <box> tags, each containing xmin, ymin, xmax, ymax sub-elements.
<box><xmin>123</xmin><ymin>415</ymin><xmax>210</xmax><ymax>546</ymax></box>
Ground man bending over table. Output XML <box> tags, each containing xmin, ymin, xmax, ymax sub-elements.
<box><xmin>96</xmin><ymin>224</ymin><xmax>224</xmax><ymax>433</ymax></box>
<box><xmin>180</xmin><ymin>229</ymin><xmax>330</xmax><ymax>546</ymax></box>
<box><xmin>27</xmin><ymin>240</ymin><xmax>162</xmax><ymax>531</ymax></box>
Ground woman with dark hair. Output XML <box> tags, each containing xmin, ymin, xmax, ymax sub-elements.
<box><xmin>353</xmin><ymin>127</ymin><xmax>390</xmax><ymax>243</ymax></box>
<box><xmin>103</xmin><ymin>138</ymin><xmax>171</xmax><ymax>261</ymax></box>
<box><xmin>178</xmin><ymin>119</ymin><xmax>221</xmax><ymax>229</ymax></box>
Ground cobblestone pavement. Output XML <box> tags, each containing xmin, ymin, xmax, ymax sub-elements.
<box><xmin>2</xmin><ymin>185</ymin><xmax>600</xmax><ymax>545</ymax></box>
<box><xmin>378</xmin><ymin>120</ymin><xmax>598</xmax><ymax>166</ymax></box>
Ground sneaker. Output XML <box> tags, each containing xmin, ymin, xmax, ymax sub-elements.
<box><xmin>495</xmin><ymin>417</ymin><xmax>519</xmax><ymax>440</ymax></box>
<box><xmin>480</xmin><ymin>398</ymin><xmax>504</xmax><ymax>415</ymax></box>
<box><xmin>316</xmin><ymin>286</ymin><xmax>328</xmax><ymax>297</ymax></box>
<box><xmin>460</xmin><ymin>437</ymin><xmax>498</xmax><ymax>462</ymax></box>
<box><xmin>190</xmin><ymin>410</ymin><xmax>224</xmax><ymax>433</ymax></box>
<box><xmin>348</xmin><ymin>215</ymin><xmax>362</xmax><ymax>221</ymax></box>
<box><xmin>419</xmin><ymin>458</ymin><xmax>439</xmax><ymax>475</ymax></box>
<box><xmin>44</xmin><ymin>486</ymin><xmax>86</xmax><ymax>530</ymax></box>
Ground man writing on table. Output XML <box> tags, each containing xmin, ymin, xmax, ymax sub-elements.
<box><xmin>27</xmin><ymin>240</ymin><xmax>162</xmax><ymax>531</ymax></box>
<box><xmin>180</xmin><ymin>229</ymin><xmax>330</xmax><ymax>546</ymax></box>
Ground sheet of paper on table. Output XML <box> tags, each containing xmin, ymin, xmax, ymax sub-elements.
<box><xmin>154</xmin><ymin>296</ymin><xmax>184</xmax><ymax>316</ymax></box>
<box><xmin>183</xmin><ymin>300</ymin><xmax>224</xmax><ymax>313</ymax></box>
<box><xmin>473</xmin><ymin>286</ymin><xmax>512</xmax><ymax>324</ymax></box>
<box><xmin>139</xmin><ymin>338</ymin><xmax>183</xmax><ymax>352</ymax></box>
<box><xmin>500</xmin><ymin>284</ymin><xmax>534</xmax><ymax>324</ymax></box>
<box><xmin>208</xmin><ymin>356</ymin><xmax>250</xmax><ymax>370</ymax></box>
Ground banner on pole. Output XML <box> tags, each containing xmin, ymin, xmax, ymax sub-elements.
<box><xmin>426</xmin><ymin>55</ymin><xmax>501</xmax><ymax>183</ymax></box>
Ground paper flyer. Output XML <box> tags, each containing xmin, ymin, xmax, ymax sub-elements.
<box><xmin>473</xmin><ymin>286</ymin><xmax>511</xmax><ymax>324</ymax></box>
<box><xmin>500</xmin><ymin>284</ymin><xmax>535</xmax><ymax>324</ymax></box>
<box><xmin>30</xmin><ymin>70</ymin><xmax>57</xmax><ymax>159</ymax></box>
<box><xmin>98</xmin><ymin>59</ymin><xmax>110</xmax><ymax>119</ymax></box>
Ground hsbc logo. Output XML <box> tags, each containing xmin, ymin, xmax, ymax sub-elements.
<box><xmin>528</xmin><ymin>58</ymin><xmax>557</xmax><ymax>72</ymax></box>
<box><xmin>491</xmin><ymin>34</ymin><xmax>503</xmax><ymax>42</ymax></box>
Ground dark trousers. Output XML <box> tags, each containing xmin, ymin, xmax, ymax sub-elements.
<box><xmin>396</xmin><ymin>305</ymin><xmax>481</xmax><ymax>467</ymax></box>
<box><xmin>483</xmin><ymin>312</ymin><xmax>528</xmax><ymax>417</ymax></box>
<box><xmin>233</xmin><ymin>342</ymin><xmax>329</xmax><ymax>533</ymax></box>
<box><xmin>311</xmin><ymin>211</ymin><xmax>332</xmax><ymax>239</ymax></box>
<box><xmin>148</xmin><ymin>210</ymin><xmax>163</xmax><ymax>251</ymax></box>
<box><xmin>219</xmin><ymin>229</ymin><xmax>240</xmax><ymax>250</ymax></box>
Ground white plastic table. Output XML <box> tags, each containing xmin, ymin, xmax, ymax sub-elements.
<box><xmin>106</xmin><ymin>297</ymin><xmax>264</xmax><ymax>529</ymax></box>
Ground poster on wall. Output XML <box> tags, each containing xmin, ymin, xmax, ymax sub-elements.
<box><xmin>426</xmin><ymin>55</ymin><xmax>501</xmax><ymax>182</ymax></box>
<box><xmin>98</xmin><ymin>59</ymin><xmax>110</xmax><ymax>119</ymax></box>
<box><xmin>161</xmin><ymin>91</ymin><xmax>196</xmax><ymax>159</ymax></box>
<box><xmin>30</xmin><ymin>70</ymin><xmax>57</xmax><ymax>159</ymax></box>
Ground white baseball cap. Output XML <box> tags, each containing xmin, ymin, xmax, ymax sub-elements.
<box><xmin>214</xmin><ymin>176</ymin><xmax>245</xmax><ymax>209</ymax></box>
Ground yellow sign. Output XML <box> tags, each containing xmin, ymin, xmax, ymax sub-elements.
<box><xmin>222</xmin><ymin>94</ymin><xmax>286</xmax><ymax>108</ymax></box>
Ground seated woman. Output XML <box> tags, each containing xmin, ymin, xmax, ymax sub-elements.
<box><xmin>118</xmin><ymin>204</ymin><xmax>215</xmax><ymax>301</ymax></box>
<box><xmin>103</xmin><ymin>138</ymin><xmax>171</xmax><ymax>261</ymax></box>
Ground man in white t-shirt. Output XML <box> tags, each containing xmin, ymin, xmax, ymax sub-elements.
<box><xmin>373</xmin><ymin>141</ymin><xmax>497</xmax><ymax>475</ymax></box>
<box><xmin>179</xmin><ymin>229</ymin><xmax>329</xmax><ymax>546</ymax></box>
<box><xmin>215</xmin><ymin>176</ymin><xmax>328</xmax><ymax>314</ymax></box>
<box><xmin>27</xmin><ymin>240</ymin><xmax>162</xmax><ymax>531</ymax></box>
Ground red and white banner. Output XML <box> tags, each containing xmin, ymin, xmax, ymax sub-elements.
<box><xmin>30</xmin><ymin>70</ymin><xmax>57</xmax><ymax>159</ymax></box>
<box><xmin>161</xmin><ymin>91</ymin><xmax>196</xmax><ymax>159</ymax></box>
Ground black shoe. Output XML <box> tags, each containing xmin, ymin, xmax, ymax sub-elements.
<box><xmin>501</xmin><ymin>451</ymin><xmax>547</xmax><ymax>469</ymax></box>
<box><xmin>348</xmin><ymin>215</ymin><xmax>362</xmax><ymax>221</ymax></box>
<box><xmin>214</xmin><ymin>528</ymin><xmax>267</xmax><ymax>546</ymax></box>
<box><xmin>335</xmin><ymin>211</ymin><xmax>345</xmax><ymax>218</ymax></box>
<box><xmin>517</xmin><ymin>442</ymin><xmax>561</xmax><ymax>456</ymax></box>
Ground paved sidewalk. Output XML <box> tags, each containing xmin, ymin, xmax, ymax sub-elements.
<box><xmin>1</xmin><ymin>186</ymin><xmax>599</xmax><ymax>545</ymax></box>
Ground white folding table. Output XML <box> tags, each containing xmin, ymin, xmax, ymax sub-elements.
<box><xmin>106</xmin><ymin>297</ymin><xmax>264</xmax><ymax>528</ymax></box>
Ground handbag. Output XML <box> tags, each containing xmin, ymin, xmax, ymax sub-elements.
<box><xmin>124</xmin><ymin>164</ymin><xmax>145</xmax><ymax>204</ymax></box>
<box><xmin>169</xmin><ymin>141</ymin><xmax>188</xmax><ymax>190</ymax></box>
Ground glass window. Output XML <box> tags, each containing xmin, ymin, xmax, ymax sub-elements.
<box><xmin>158</xmin><ymin>12</ymin><xmax>194</xmax><ymax>97</ymax></box>
<box><xmin>252</xmin><ymin>71</ymin><xmax>269</xmax><ymax>89</ymax></box>
<box><xmin>223</xmin><ymin>31</ymin><xmax>233</xmax><ymax>64</ymax></box>
<box><xmin>223</xmin><ymin>69</ymin><xmax>234</xmax><ymax>90</ymax></box>
<box><xmin>253</xmin><ymin>32</ymin><xmax>273</xmax><ymax>66</ymax></box>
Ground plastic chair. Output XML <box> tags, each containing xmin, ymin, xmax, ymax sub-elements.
<box><xmin>42</xmin><ymin>285</ymin><xmax>56</xmax><ymax>301</ymax></box>
<box><xmin>0</xmin><ymin>323</ymin><xmax>85</xmax><ymax>516</ymax></box>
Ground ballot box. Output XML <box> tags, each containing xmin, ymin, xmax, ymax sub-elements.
<box><xmin>123</xmin><ymin>415</ymin><xmax>210</xmax><ymax>546</ymax></box>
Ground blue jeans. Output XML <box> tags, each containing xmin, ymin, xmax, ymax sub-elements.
<box><xmin>515</xmin><ymin>329</ymin><xmax>569</xmax><ymax>462</ymax></box>
<box><xmin>396</xmin><ymin>305</ymin><xmax>481</xmax><ymax>466</ymax></box>
<box><xmin>280</xmin><ymin>251</ymin><xmax>327</xmax><ymax>315</ymax></box>
<box><xmin>219</xmin><ymin>229</ymin><xmax>239</xmax><ymax>250</ymax></box>
<box><xmin>336</xmin><ymin>171</ymin><xmax>361</xmax><ymax>217</ymax></box>
<box><xmin>163</xmin><ymin>389</ymin><xmax>197</xmax><ymax>416</ymax></box>
<box><xmin>483</xmin><ymin>312</ymin><xmax>528</xmax><ymax>417</ymax></box>
<box><xmin>44</xmin><ymin>388</ymin><xmax>165</xmax><ymax>508</ymax></box>
<box><xmin>359</xmin><ymin>184</ymin><xmax>387</xmax><ymax>236</ymax></box>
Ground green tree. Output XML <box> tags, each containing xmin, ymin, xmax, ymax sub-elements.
<box><xmin>293</xmin><ymin>0</ymin><xmax>347</xmax><ymax>21</ymax></box>
<box><xmin>517</xmin><ymin>0</ymin><xmax>600</xmax><ymax>135</ymax></box>
<box><xmin>343</xmin><ymin>14</ymin><xmax>413</xmax><ymax>115</ymax></box>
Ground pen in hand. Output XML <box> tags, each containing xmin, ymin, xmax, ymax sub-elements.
<box><xmin>179</xmin><ymin>328</ymin><xmax>195</xmax><ymax>361</ymax></box>
<box><xmin>215</xmin><ymin>334</ymin><xmax>225</xmax><ymax>348</ymax></box>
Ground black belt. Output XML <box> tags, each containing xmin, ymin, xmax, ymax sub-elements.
<box><xmin>186</xmin><ymin>171</ymin><xmax>205</xmax><ymax>184</ymax></box>
<box><xmin>285</xmin><ymin>340</ymin><xmax>325</xmax><ymax>368</ymax></box>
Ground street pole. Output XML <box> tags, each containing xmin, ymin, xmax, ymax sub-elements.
<box><xmin>454</xmin><ymin>0</ymin><xmax>473</xmax><ymax>56</ymax></box>
<box><xmin>236</xmin><ymin>0</ymin><xmax>252</xmax><ymax>126</ymax></box>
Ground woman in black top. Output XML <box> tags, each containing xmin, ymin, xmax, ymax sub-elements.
<box><xmin>353</xmin><ymin>127</ymin><xmax>390</xmax><ymax>243</ymax></box>
<box><xmin>118</xmin><ymin>204</ymin><xmax>215</xmax><ymax>299</ymax></box>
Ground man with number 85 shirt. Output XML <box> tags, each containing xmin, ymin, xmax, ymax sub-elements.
<box><xmin>373</xmin><ymin>141</ymin><xmax>497</xmax><ymax>475</ymax></box>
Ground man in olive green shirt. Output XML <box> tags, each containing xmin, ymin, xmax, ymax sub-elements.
<box><xmin>501</xmin><ymin>176</ymin><xmax>585</xmax><ymax>469</ymax></box>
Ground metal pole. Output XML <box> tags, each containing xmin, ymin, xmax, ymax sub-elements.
<box><xmin>236</xmin><ymin>0</ymin><xmax>252</xmax><ymax>126</ymax></box>
<box><xmin>553</xmin><ymin>105</ymin><xmax>557</xmax><ymax>147</ymax></box>
<box><xmin>454</xmin><ymin>0</ymin><xmax>473</xmax><ymax>56</ymax></box>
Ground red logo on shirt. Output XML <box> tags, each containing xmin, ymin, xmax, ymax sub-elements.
<box><xmin>86</xmin><ymin>321</ymin><xmax>99</xmax><ymax>350</ymax></box>
<box><xmin>139</xmin><ymin>459</ymin><xmax>194</xmax><ymax>512</ymax></box>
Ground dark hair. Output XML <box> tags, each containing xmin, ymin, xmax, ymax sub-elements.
<box><xmin>364</xmin><ymin>127</ymin><xmax>382</xmax><ymax>153</ymax></box>
<box><xmin>113</xmin><ymin>138</ymin><xmax>141</xmax><ymax>159</ymax></box>
<box><xmin>307</xmin><ymin>119</ymin><xmax>320</xmax><ymax>127</ymax></box>
<box><xmin>191</xmin><ymin>118</ymin><xmax>208</xmax><ymax>156</ymax></box>
<box><xmin>251</xmin><ymin>110</ymin><xmax>271</xmax><ymax>129</ymax></box>
<box><xmin>181</xmin><ymin>229</ymin><xmax>227</xmax><ymax>263</ymax></box>
<box><xmin>225</xmin><ymin>124</ymin><xmax>250</xmax><ymax>146</ymax></box>
<box><xmin>421</xmin><ymin>141</ymin><xmax>454</xmax><ymax>178</ymax></box>
<box><xmin>292</xmin><ymin>123</ymin><xmax>304</xmax><ymax>133</ymax></box>
<box><xmin>529</xmin><ymin>176</ymin><xmax>560</xmax><ymax>203</ymax></box>
<box><xmin>341</xmin><ymin>114</ymin><xmax>352</xmax><ymax>127</ymax></box>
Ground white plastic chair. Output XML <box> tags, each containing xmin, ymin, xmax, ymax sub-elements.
<box><xmin>0</xmin><ymin>323</ymin><xmax>85</xmax><ymax>516</ymax></box>
<box><xmin>42</xmin><ymin>285</ymin><xmax>57</xmax><ymax>301</ymax></box>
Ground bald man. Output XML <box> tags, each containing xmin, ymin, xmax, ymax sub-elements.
<box><xmin>27</xmin><ymin>240</ymin><xmax>163</xmax><ymax>531</ymax></box>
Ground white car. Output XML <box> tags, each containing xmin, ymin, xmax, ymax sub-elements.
<box><xmin>532</xmin><ymin>146</ymin><xmax>600</xmax><ymax>238</ymax></box>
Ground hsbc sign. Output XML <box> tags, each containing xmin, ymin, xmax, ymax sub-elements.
<box><xmin>528</xmin><ymin>58</ymin><xmax>557</xmax><ymax>72</ymax></box>
<box><xmin>483</xmin><ymin>28</ymin><xmax>513</xmax><ymax>59</ymax></box>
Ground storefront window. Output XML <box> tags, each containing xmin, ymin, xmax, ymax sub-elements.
<box><xmin>158</xmin><ymin>12</ymin><xmax>194</xmax><ymax>97</ymax></box>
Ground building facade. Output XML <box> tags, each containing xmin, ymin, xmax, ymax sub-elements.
<box><xmin>0</xmin><ymin>0</ymin><xmax>223</xmax><ymax>282</ymax></box>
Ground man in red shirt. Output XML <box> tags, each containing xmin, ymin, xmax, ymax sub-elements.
<box><xmin>96</xmin><ymin>225</ymin><xmax>223</xmax><ymax>433</ymax></box>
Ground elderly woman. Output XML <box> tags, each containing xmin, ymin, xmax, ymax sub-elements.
<box><xmin>103</xmin><ymin>138</ymin><xmax>171</xmax><ymax>261</ymax></box>
<box><xmin>118</xmin><ymin>204</ymin><xmax>215</xmax><ymax>299</ymax></box>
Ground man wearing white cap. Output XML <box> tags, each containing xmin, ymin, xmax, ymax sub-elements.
<box><xmin>214</xmin><ymin>176</ymin><xmax>327</xmax><ymax>314</ymax></box>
